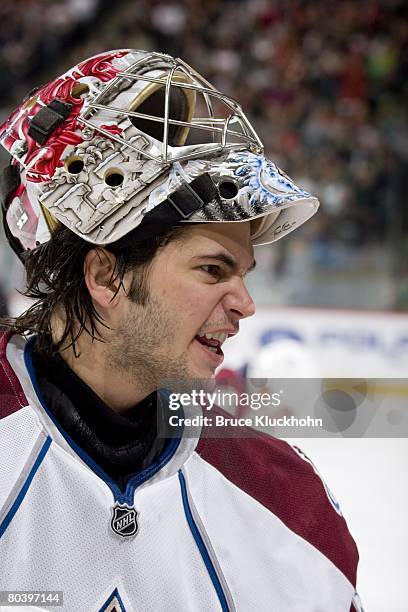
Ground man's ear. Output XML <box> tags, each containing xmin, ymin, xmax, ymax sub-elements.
<box><xmin>84</xmin><ymin>248</ymin><xmax>121</xmax><ymax>308</ymax></box>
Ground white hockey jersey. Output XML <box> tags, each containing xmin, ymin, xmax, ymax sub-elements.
<box><xmin>0</xmin><ymin>332</ymin><xmax>360</xmax><ymax>611</ymax></box>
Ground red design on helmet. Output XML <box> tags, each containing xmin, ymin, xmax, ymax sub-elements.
<box><xmin>0</xmin><ymin>50</ymin><xmax>128</xmax><ymax>183</ymax></box>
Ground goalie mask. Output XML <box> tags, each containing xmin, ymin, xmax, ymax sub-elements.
<box><xmin>0</xmin><ymin>49</ymin><xmax>319</xmax><ymax>258</ymax></box>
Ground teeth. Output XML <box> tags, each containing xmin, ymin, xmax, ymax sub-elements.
<box><xmin>207</xmin><ymin>346</ymin><xmax>218</xmax><ymax>353</ymax></box>
<box><xmin>204</xmin><ymin>332</ymin><xmax>228</xmax><ymax>344</ymax></box>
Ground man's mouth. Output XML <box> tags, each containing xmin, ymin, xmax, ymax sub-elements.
<box><xmin>194</xmin><ymin>332</ymin><xmax>228</xmax><ymax>356</ymax></box>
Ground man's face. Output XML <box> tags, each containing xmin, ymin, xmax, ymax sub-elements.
<box><xmin>107</xmin><ymin>222</ymin><xmax>256</xmax><ymax>389</ymax></box>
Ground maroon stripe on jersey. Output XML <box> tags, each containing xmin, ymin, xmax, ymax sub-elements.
<box><xmin>0</xmin><ymin>331</ymin><xmax>28</xmax><ymax>418</ymax></box>
<box><xmin>196</xmin><ymin>407</ymin><xmax>358</xmax><ymax>587</ymax></box>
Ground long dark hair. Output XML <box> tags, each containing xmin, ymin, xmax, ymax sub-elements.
<box><xmin>0</xmin><ymin>222</ymin><xmax>186</xmax><ymax>356</ymax></box>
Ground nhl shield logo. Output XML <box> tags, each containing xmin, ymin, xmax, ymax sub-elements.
<box><xmin>111</xmin><ymin>504</ymin><xmax>138</xmax><ymax>537</ymax></box>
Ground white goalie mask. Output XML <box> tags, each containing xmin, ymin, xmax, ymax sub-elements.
<box><xmin>0</xmin><ymin>49</ymin><xmax>319</xmax><ymax>256</ymax></box>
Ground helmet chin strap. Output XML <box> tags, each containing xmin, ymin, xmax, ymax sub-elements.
<box><xmin>135</xmin><ymin>173</ymin><xmax>218</xmax><ymax>240</ymax></box>
<box><xmin>0</xmin><ymin>163</ymin><xmax>25</xmax><ymax>262</ymax></box>
<box><xmin>27</xmin><ymin>99</ymin><xmax>72</xmax><ymax>145</ymax></box>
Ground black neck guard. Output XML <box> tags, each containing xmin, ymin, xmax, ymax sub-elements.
<box><xmin>31</xmin><ymin>345</ymin><xmax>169</xmax><ymax>492</ymax></box>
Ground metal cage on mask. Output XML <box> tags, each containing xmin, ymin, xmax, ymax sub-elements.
<box><xmin>77</xmin><ymin>53</ymin><xmax>264</xmax><ymax>165</ymax></box>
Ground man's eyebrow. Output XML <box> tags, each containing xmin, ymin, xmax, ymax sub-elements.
<box><xmin>193</xmin><ymin>253</ymin><xmax>257</xmax><ymax>274</ymax></box>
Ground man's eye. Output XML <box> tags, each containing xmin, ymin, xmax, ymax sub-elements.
<box><xmin>200</xmin><ymin>265</ymin><xmax>222</xmax><ymax>279</ymax></box>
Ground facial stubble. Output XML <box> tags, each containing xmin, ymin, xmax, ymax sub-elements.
<box><xmin>107</xmin><ymin>293</ymin><xmax>194</xmax><ymax>396</ymax></box>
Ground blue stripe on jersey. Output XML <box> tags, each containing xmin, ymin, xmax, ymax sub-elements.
<box><xmin>24</xmin><ymin>338</ymin><xmax>181</xmax><ymax>506</ymax></box>
<box><xmin>122</xmin><ymin>431</ymin><xmax>180</xmax><ymax>506</ymax></box>
<box><xmin>178</xmin><ymin>470</ymin><xmax>230</xmax><ymax>612</ymax></box>
<box><xmin>0</xmin><ymin>435</ymin><xmax>51</xmax><ymax>538</ymax></box>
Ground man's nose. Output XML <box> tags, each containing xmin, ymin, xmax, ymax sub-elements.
<box><xmin>222</xmin><ymin>277</ymin><xmax>256</xmax><ymax>321</ymax></box>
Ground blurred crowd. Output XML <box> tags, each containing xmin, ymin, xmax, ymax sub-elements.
<box><xmin>0</xmin><ymin>0</ymin><xmax>407</xmax><ymax>309</ymax></box>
